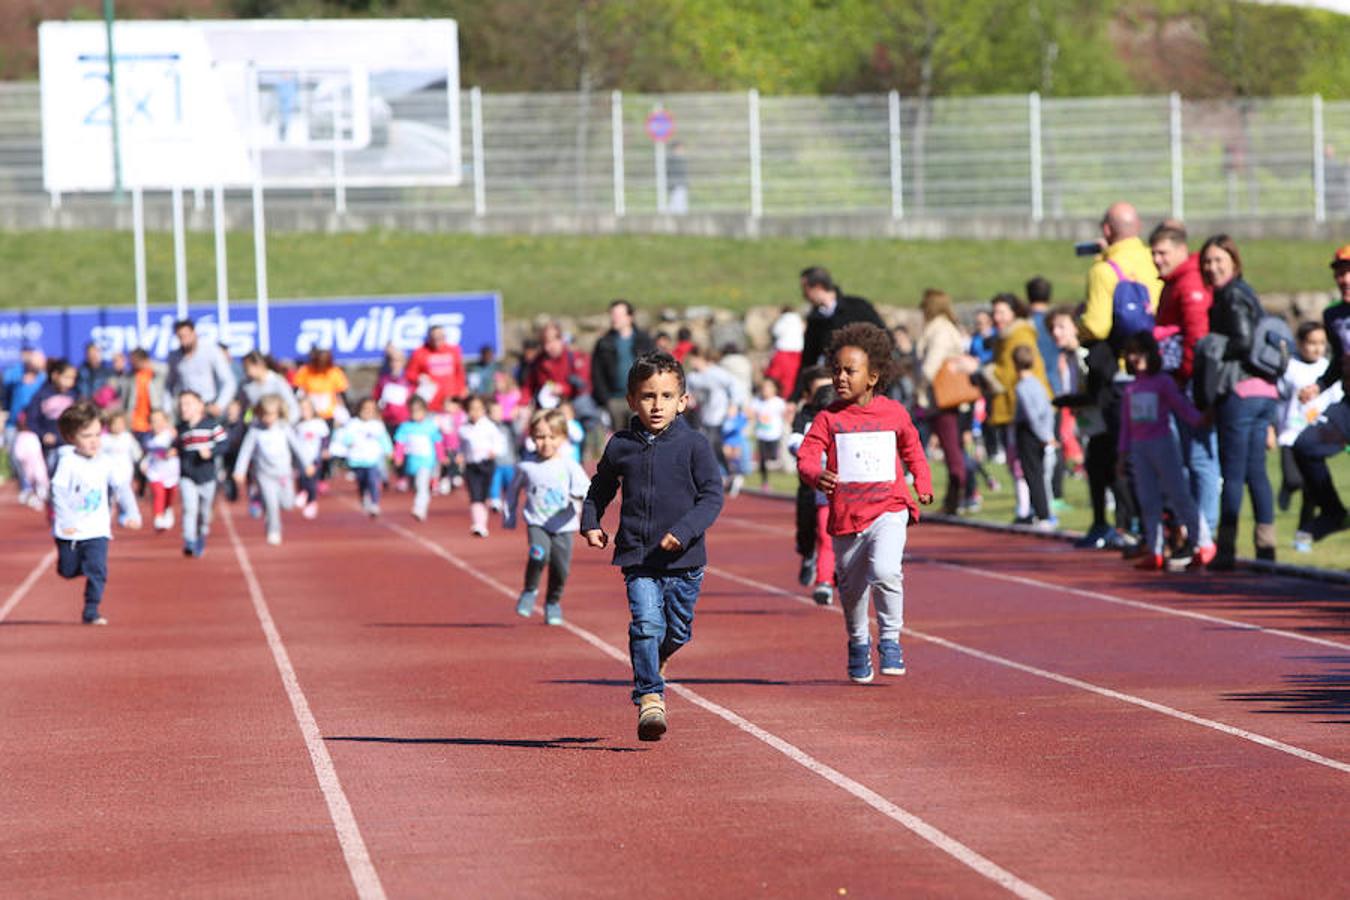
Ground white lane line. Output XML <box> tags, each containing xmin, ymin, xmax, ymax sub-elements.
<box><xmin>717</xmin><ymin>514</ymin><xmax>1350</xmax><ymax>653</ymax></box>
<box><xmin>708</xmin><ymin>566</ymin><xmax>1350</xmax><ymax>776</ymax></box>
<box><xmin>378</xmin><ymin>517</ymin><xmax>1052</xmax><ymax>900</ymax></box>
<box><xmin>0</xmin><ymin>549</ymin><xmax>57</xmax><ymax>624</ymax></box>
<box><xmin>223</xmin><ymin>510</ymin><xmax>387</xmax><ymax>900</ymax></box>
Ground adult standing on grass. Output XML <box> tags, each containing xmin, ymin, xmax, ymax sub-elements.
<box><xmin>793</xmin><ymin>266</ymin><xmax>886</xmax><ymax>400</ymax></box>
<box><xmin>1079</xmin><ymin>202</ymin><xmax>1163</xmax><ymax>351</ymax></box>
<box><xmin>1300</xmin><ymin>244</ymin><xmax>1350</xmax><ymax>404</ymax></box>
<box><xmin>916</xmin><ymin>289</ymin><xmax>972</xmax><ymax>515</ymax></box>
<box><xmin>164</xmin><ymin>319</ymin><xmax>236</xmax><ymax>418</ymax></box>
<box><xmin>1200</xmin><ymin>234</ymin><xmax>1280</xmax><ymax>569</ymax></box>
<box><xmin>591</xmin><ymin>299</ymin><xmax>655</xmax><ymax>433</ymax></box>
<box><xmin>987</xmin><ymin>293</ymin><xmax>1051</xmax><ymax>524</ymax></box>
<box><xmin>1150</xmin><ymin>222</ymin><xmax>1218</xmax><ymax>538</ymax></box>
<box><xmin>406</xmin><ymin>325</ymin><xmax>467</xmax><ymax>409</ymax></box>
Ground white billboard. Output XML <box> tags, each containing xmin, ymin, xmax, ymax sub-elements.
<box><xmin>39</xmin><ymin>18</ymin><xmax>461</xmax><ymax>193</ymax></box>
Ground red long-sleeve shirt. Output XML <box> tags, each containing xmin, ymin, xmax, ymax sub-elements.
<box><xmin>405</xmin><ymin>344</ymin><xmax>467</xmax><ymax>408</ymax></box>
<box><xmin>1153</xmin><ymin>253</ymin><xmax>1211</xmax><ymax>383</ymax></box>
<box><xmin>797</xmin><ymin>396</ymin><xmax>933</xmax><ymax>537</ymax></box>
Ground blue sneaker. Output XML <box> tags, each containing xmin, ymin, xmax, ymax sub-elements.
<box><xmin>515</xmin><ymin>590</ymin><xmax>537</xmax><ymax>618</ymax></box>
<box><xmin>194</xmin><ymin>537</ymin><xmax>206</xmax><ymax>557</ymax></box>
<box><xmin>847</xmin><ymin>642</ymin><xmax>873</xmax><ymax>684</ymax></box>
<box><xmin>544</xmin><ymin>603</ymin><xmax>563</xmax><ymax>626</ymax></box>
<box><xmin>878</xmin><ymin>639</ymin><xmax>905</xmax><ymax>675</ymax></box>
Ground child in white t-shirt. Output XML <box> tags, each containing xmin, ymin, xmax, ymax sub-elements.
<box><xmin>141</xmin><ymin>409</ymin><xmax>179</xmax><ymax>532</ymax></box>
<box><xmin>99</xmin><ymin>409</ymin><xmax>142</xmax><ymax>526</ymax></box>
<box><xmin>750</xmin><ymin>378</ymin><xmax>787</xmax><ymax>487</ymax></box>
<box><xmin>1277</xmin><ymin>322</ymin><xmax>1342</xmax><ymax>550</ymax></box>
<box><xmin>294</xmin><ymin>397</ymin><xmax>330</xmax><ymax>519</ymax></box>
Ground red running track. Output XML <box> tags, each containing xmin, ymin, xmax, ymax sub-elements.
<box><xmin>1</xmin><ymin>483</ymin><xmax>1346</xmax><ymax>898</ymax></box>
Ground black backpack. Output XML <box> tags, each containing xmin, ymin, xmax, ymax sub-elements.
<box><xmin>1247</xmin><ymin>315</ymin><xmax>1294</xmax><ymax>380</ymax></box>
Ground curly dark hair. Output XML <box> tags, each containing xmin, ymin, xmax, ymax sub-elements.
<box><xmin>827</xmin><ymin>322</ymin><xmax>896</xmax><ymax>393</ymax></box>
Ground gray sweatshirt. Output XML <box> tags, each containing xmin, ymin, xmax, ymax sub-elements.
<box><xmin>234</xmin><ymin>422</ymin><xmax>307</xmax><ymax>481</ymax></box>
<box><xmin>165</xmin><ymin>345</ymin><xmax>238</xmax><ymax>411</ymax></box>
<box><xmin>1014</xmin><ymin>374</ymin><xmax>1056</xmax><ymax>444</ymax></box>
<box><xmin>241</xmin><ymin>371</ymin><xmax>301</xmax><ymax>423</ymax></box>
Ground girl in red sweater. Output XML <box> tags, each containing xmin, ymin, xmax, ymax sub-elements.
<box><xmin>797</xmin><ymin>323</ymin><xmax>934</xmax><ymax>683</ymax></box>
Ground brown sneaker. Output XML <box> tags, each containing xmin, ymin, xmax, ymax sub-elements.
<box><xmin>637</xmin><ymin>693</ymin><xmax>667</xmax><ymax>742</ymax></box>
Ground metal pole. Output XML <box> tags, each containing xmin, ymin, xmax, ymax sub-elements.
<box><xmin>1029</xmin><ymin>92</ymin><xmax>1043</xmax><ymax>223</ymax></box>
<box><xmin>171</xmin><ymin>184</ymin><xmax>188</xmax><ymax>318</ymax></box>
<box><xmin>101</xmin><ymin>0</ymin><xmax>123</xmax><ymax>199</ymax></box>
<box><xmin>748</xmin><ymin>89</ymin><xmax>763</xmax><ymax>218</ymax></box>
<box><xmin>132</xmin><ymin>187</ymin><xmax>147</xmax><ymax>344</ymax></box>
<box><xmin>610</xmin><ymin>90</ymin><xmax>625</xmax><ymax>217</ymax></box>
<box><xmin>1313</xmin><ymin>93</ymin><xmax>1326</xmax><ymax>224</ymax></box>
<box><xmin>470</xmin><ymin>86</ymin><xmax>486</xmax><ymax>216</ymax></box>
<box><xmin>213</xmin><ymin>183</ymin><xmax>229</xmax><ymax>330</ymax></box>
<box><xmin>252</xmin><ymin>175</ymin><xmax>270</xmax><ymax>355</ymax></box>
<box><xmin>333</xmin><ymin>77</ymin><xmax>346</xmax><ymax>215</ymax></box>
<box><xmin>889</xmin><ymin>90</ymin><xmax>903</xmax><ymax>220</ymax></box>
<box><xmin>655</xmin><ymin>140</ymin><xmax>668</xmax><ymax>214</ymax></box>
<box><xmin>1170</xmin><ymin>92</ymin><xmax>1184</xmax><ymax>221</ymax></box>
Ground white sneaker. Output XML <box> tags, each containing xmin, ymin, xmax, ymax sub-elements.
<box><xmin>412</xmin><ymin>508</ymin><xmax>427</xmax><ymax>522</ymax></box>
<box><xmin>162</xmin><ymin>509</ymin><xmax>175</xmax><ymax>529</ymax></box>
<box><xmin>266</xmin><ymin>531</ymin><xmax>282</xmax><ymax>546</ymax></box>
<box><xmin>437</xmin><ymin>478</ymin><xmax>451</xmax><ymax>496</ymax></box>
<box><xmin>17</xmin><ymin>489</ymin><xmax>31</xmax><ymax>506</ymax></box>
<box><xmin>302</xmin><ymin>501</ymin><xmax>318</xmax><ymax>520</ymax></box>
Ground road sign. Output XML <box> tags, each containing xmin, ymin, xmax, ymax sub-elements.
<box><xmin>645</xmin><ymin>108</ymin><xmax>674</xmax><ymax>143</ymax></box>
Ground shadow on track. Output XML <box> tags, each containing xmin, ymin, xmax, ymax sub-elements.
<box><xmin>364</xmin><ymin>622</ymin><xmax>512</xmax><ymax>629</ymax></box>
<box><xmin>1223</xmin><ymin>656</ymin><xmax>1350</xmax><ymax>724</ymax></box>
<box><xmin>326</xmin><ymin>736</ymin><xmax>643</xmax><ymax>752</ymax></box>
<box><xmin>547</xmin><ymin>676</ymin><xmax>867</xmax><ymax>688</ymax></box>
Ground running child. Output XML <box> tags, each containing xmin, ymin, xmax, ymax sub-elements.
<box><xmin>393</xmin><ymin>395</ymin><xmax>445</xmax><ymax>522</ymax></box>
<box><xmin>788</xmin><ymin>366</ymin><xmax>833</xmax><ymax>587</ymax></box>
<box><xmin>175</xmin><ymin>390</ymin><xmax>227</xmax><ymax>557</ymax></box>
<box><xmin>797</xmin><ymin>323</ymin><xmax>933</xmax><ymax>684</ymax></box>
<box><xmin>50</xmin><ymin>402</ymin><xmax>141</xmax><ymax>625</ymax></box>
<box><xmin>582</xmin><ymin>352</ymin><xmax>724</xmax><ymax>741</ymax></box>
<box><xmin>503</xmin><ymin>408</ymin><xmax>591</xmax><ymax>625</ymax></box>
<box><xmin>790</xmin><ymin>380</ymin><xmax>838</xmax><ymax>606</ymax></box>
<box><xmin>142</xmin><ymin>409</ymin><xmax>180</xmax><ymax>532</ymax></box>
<box><xmin>751</xmin><ymin>378</ymin><xmax>787</xmax><ymax>488</ymax></box>
<box><xmin>294</xmin><ymin>397</ymin><xmax>330</xmax><ymax>519</ymax></box>
<box><xmin>1117</xmin><ymin>332</ymin><xmax>1213</xmax><ymax>571</ymax></box>
<box><xmin>458</xmin><ymin>394</ymin><xmax>506</xmax><ymax>537</ymax></box>
<box><xmin>233</xmin><ymin>395</ymin><xmax>312</xmax><ymax>546</ymax></box>
<box><xmin>99</xmin><ymin>409</ymin><xmax>142</xmax><ymax>526</ymax></box>
<box><xmin>333</xmin><ymin>397</ymin><xmax>394</xmax><ymax>517</ymax></box>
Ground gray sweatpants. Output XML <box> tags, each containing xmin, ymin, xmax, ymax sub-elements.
<box><xmin>258</xmin><ymin>474</ymin><xmax>295</xmax><ymax>536</ymax></box>
<box><xmin>523</xmin><ymin>525</ymin><xmax>575</xmax><ymax>605</ymax></box>
<box><xmin>180</xmin><ymin>479</ymin><xmax>217</xmax><ymax>544</ymax></box>
<box><xmin>832</xmin><ymin>509</ymin><xmax>909</xmax><ymax>646</ymax></box>
<box><xmin>412</xmin><ymin>468</ymin><xmax>433</xmax><ymax>518</ymax></box>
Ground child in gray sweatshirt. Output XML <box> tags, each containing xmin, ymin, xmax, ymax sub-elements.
<box><xmin>1013</xmin><ymin>345</ymin><xmax>1057</xmax><ymax>526</ymax></box>
<box><xmin>232</xmin><ymin>395</ymin><xmax>314</xmax><ymax>546</ymax></box>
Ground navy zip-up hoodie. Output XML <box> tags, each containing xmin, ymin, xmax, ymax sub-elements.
<box><xmin>581</xmin><ymin>415</ymin><xmax>724</xmax><ymax>570</ymax></box>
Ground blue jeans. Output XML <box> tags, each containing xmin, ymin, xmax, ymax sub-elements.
<box><xmin>353</xmin><ymin>466</ymin><xmax>382</xmax><ymax>505</ymax></box>
<box><xmin>1175</xmin><ymin>417</ymin><xmax>1220</xmax><ymax>535</ymax></box>
<box><xmin>1216</xmin><ymin>393</ymin><xmax>1279</xmax><ymax>530</ymax></box>
<box><xmin>56</xmin><ymin>537</ymin><xmax>109</xmax><ymax>621</ymax></box>
<box><xmin>624</xmin><ymin>567</ymin><xmax>703</xmax><ymax>703</ymax></box>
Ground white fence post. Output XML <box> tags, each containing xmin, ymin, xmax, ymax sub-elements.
<box><xmin>251</xmin><ymin>176</ymin><xmax>270</xmax><ymax>355</ymax></box>
<box><xmin>654</xmin><ymin>103</ymin><xmax>668</xmax><ymax>214</ymax></box>
<box><xmin>171</xmin><ymin>184</ymin><xmax>189</xmax><ymax>318</ymax></box>
<box><xmin>333</xmin><ymin>83</ymin><xmax>347</xmax><ymax>215</ymax></box>
<box><xmin>889</xmin><ymin>90</ymin><xmax>904</xmax><ymax>220</ymax></box>
<box><xmin>471</xmin><ymin>86</ymin><xmax>487</xmax><ymax>217</ymax></box>
<box><xmin>748</xmin><ymin>89</ymin><xmax>763</xmax><ymax>218</ymax></box>
<box><xmin>1313</xmin><ymin>93</ymin><xmax>1326</xmax><ymax>224</ymax></box>
<box><xmin>611</xmin><ymin>90</ymin><xmax>625</xmax><ymax>217</ymax></box>
<box><xmin>213</xmin><ymin>183</ymin><xmax>229</xmax><ymax>329</ymax></box>
<box><xmin>132</xmin><ymin>187</ymin><xmax>147</xmax><ymax>343</ymax></box>
<box><xmin>1170</xmin><ymin>92</ymin><xmax>1184</xmax><ymax>221</ymax></box>
<box><xmin>1029</xmin><ymin>92</ymin><xmax>1043</xmax><ymax>223</ymax></box>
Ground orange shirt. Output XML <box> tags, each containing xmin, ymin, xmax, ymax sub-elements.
<box><xmin>293</xmin><ymin>365</ymin><xmax>349</xmax><ymax>419</ymax></box>
<box><xmin>132</xmin><ymin>368</ymin><xmax>154</xmax><ymax>432</ymax></box>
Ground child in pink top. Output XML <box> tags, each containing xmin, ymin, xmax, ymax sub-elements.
<box><xmin>798</xmin><ymin>323</ymin><xmax>933</xmax><ymax>684</ymax></box>
<box><xmin>1118</xmin><ymin>332</ymin><xmax>1214</xmax><ymax>570</ymax></box>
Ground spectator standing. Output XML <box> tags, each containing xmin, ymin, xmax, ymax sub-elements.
<box><xmin>1150</xmin><ymin>222</ymin><xmax>1219</xmax><ymax>538</ymax></box>
<box><xmin>406</xmin><ymin>325</ymin><xmax>467</xmax><ymax>409</ymax></box>
<box><xmin>1079</xmin><ymin>202</ymin><xmax>1163</xmax><ymax>349</ymax></box>
<box><xmin>793</xmin><ymin>266</ymin><xmax>886</xmax><ymax>399</ymax></box>
<box><xmin>592</xmin><ymin>300</ymin><xmax>656</xmax><ymax>433</ymax></box>
<box><xmin>987</xmin><ymin>294</ymin><xmax>1050</xmax><ymax>523</ymax></box>
<box><xmin>118</xmin><ymin>349</ymin><xmax>164</xmax><ymax>445</ymax></box>
<box><xmin>164</xmin><ymin>319</ymin><xmax>236</xmax><ymax>417</ymax></box>
<box><xmin>916</xmin><ymin>289</ymin><xmax>972</xmax><ymax>514</ymax></box>
<box><xmin>77</xmin><ymin>342</ymin><xmax>119</xmax><ymax>407</ymax></box>
<box><xmin>1201</xmin><ymin>234</ymin><xmax>1281</xmax><ymax>567</ymax></box>
<box><xmin>524</xmin><ymin>322</ymin><xmax>592</xmax><ymax>410</ymax></box>
<box><xmin>1026</xmin><ymin>277</ymin><xmax>1060</xmax><ymax>395</ymax></box>
<box><xmin>1012</xmin><ymin>345</ymin><xmax>1057</xmax><ymax>528</ymax></box>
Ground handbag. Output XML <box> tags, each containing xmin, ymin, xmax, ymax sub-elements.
<box><xmin>932</xmin><ymin>357</ymin><xmax>982</xmax><ymax>409</ymax></box>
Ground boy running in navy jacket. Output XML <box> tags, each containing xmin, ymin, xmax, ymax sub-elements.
<box><xmin>582</xmin><ymin>352</ymin><xmax>724</xmax><ymax>741</ymax></box>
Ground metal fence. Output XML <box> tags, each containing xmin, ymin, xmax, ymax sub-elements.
<box><xmin>2</xmin><ymin>82</ymin><xmax>1349</xmax><ymax>222</ymax></box>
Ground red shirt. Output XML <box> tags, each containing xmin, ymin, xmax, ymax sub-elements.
<box><xmin>523</xmin><ymin>349</ymin><xmax>590</xmax><ymax>404</ymax></box>
<box><xmin>406</xmin><ymin>344</ymin><xmax>466</xmax><ymax>407</ymax></box>
<box><xmin>1153</xmin><ymin>253</ymin><xmax>1211</xmax><ymax>382</ymax></box>
<box><xmin>797</xmin><ymin>395</ymin><xmax>932</xmax><ymax>536</ymax></box>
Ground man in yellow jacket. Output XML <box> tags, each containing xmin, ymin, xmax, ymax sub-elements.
<box><xmin>1080</xmin><ymin>201</ymin><xmax>1163</xmax><ymax>345</ymax></box>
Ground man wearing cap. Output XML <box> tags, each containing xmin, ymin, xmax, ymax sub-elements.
<box><xmin>1298</xmin><ymin>244</ymin><xmax>1350</xmax><ymax>404</ymax></box>
<box><xmin>1079</xmin><ymin>201</ymin><xmax>1163</xmax><ymax>348</ymax></box>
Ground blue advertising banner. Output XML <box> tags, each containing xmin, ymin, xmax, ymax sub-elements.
<box><xmin>0</xmin><ymin>292</ymin><xmax>502</xmax><ymax>368</ymax></box>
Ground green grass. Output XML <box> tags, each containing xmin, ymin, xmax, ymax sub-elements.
<box><xmin>0</xmin><ymin>230</ymin><xmax>1341</xmax><ymax>316</ymax></box>
<box><xmin>764</xmin><ymin>449</ymin><xmax>1350</xmax><ymax>573</ymax></box>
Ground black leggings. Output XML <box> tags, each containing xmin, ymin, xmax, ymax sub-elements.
<box><xmin>1086</xmin><ymin>430</ymin><xmax>1137</xmax><ymax>532</ymax></box>
<box><xmin>464</xmin><ymin>461</ymin><xmax>496</xmax><ymax>503</ymax></box>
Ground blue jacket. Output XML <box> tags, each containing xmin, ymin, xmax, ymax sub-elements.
<box><xmin>581</xmin><ymin>415</ymin><xmax>724</xmax><ymax>570</ymax></box>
